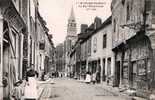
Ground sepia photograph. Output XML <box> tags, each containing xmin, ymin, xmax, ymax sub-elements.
<box><xmin>0</xmin><ymin>0</ymin><xmax>155</xmax><ymax>100</ymax></box>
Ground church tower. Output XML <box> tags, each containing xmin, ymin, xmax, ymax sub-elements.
<box><xmin>65</xmin><ymin>7</ymin><xmax>77</xmax><ymax>74</ymax></box>
<box><xmin>66</xmin><ymin>7</ymin><xmax>77</xmax><ymax>52</ymax></box>
<box><xmin>67</xmin><ymin>7</ymin><xmax>77</xmax><ymax>37</ymax></box>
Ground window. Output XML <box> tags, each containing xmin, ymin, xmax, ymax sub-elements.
<box><xmin>113</xmin><ymin>19</ymin><xmax>116</xmax><ymax>32</ymax></box>
<box><xmin>103</xmin><ymin>34</ymin><xmax>107</xmax><ymax>48</ymax></box>
<box><xmin>146</xmin><ymin>0</ymin><xmax>152</xmax><ymax>11</ymax></box>
<box><xmin>126</xmin><ymin>4</ymin><xmax>130</xmax><ymax>21</ymax></box>
<box><xmin>72</xmin><ymin>20</ymin><xmax>75</xmax><ymax>22</ymax></box>
<box><xmin>19</xmin><ymin>0</ymin><xmax>22</xmax><ymax>14</ymax></box>
<box><xmin>93</xmin><ymin>37</ymin><xmax>97</xmax><ymax>53</ymax></box>
<box><xmin>88</xmin><ymin>39</ymin><xmax>91</xmax><ymax>56</ymax></box>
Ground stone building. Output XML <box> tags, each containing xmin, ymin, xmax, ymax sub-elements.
<box><xmin>111</xmin><ymin>0</ymin><xmax>155</xmax><ymax>97</ymax></box>
<box><xmin>69</xmin><ymin>23</ymin><xmax>92</xmax><ymax>79</ymax></box>
<box><xmin>36</xmin><ymin>11</ymin><xmax>54</xmax><ymax>77</ymax></box>
<box><xmin>56</xmin><ymin>43</ymin><xmax>65</xmax><ymax>73</ymax></box>
<box><xmin>44</xmin><ymin>33</ymin><xmax>54</xmax><ymax>74</ymax></box>
<box><xmin>87</xmin><ymin>16</ymin><xmax>114</xmax><ymax>84</ymax></box>
<box><xmin>0</xmin><ymin>0</ymin><xmax>54</xmax><ymax>99</ymax></box>
<box><xmin>0</xmin><ymin>0</ymin><xmax>27</xmax><ymax>99</ymax></box>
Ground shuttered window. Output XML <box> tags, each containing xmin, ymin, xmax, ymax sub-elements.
<box><xmin>145</xmin><ymin>0</ymin><xmax>151</xmax><ymax>12</ymax></box>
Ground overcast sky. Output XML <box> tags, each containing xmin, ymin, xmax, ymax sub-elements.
<box><xmin>39</xmin><ymin>0</ymin><xmax>112</xmax><ymax>46</ymax></box>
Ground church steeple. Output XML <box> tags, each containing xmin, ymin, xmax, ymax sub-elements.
<box><xmin>67</xmin><ymin>6</ymin><xmax>77</xmax><ymax>36</ymax></box>
<box><xmin>69</xmin><ymin>6</ymin><xmax>75</xmax><ymax>21</ymax></box>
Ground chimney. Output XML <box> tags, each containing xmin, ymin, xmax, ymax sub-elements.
<box><xmin>48</xmin><ymin>34</ymin><xmax>53</xmax><ymax>39</ymax></box>
<box><xmin>80</xmin><ymin>24</ymin><xmax>88</xmax><ymax>33</ymax></box>
<box><xmin>94</xmin><ymin>17</ymin><xmax>102</xmax><ymax>29</ymax></box>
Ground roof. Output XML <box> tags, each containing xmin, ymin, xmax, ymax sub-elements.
<box><xmin>82</xmin><ymin>16</ymin><xmax>112</xmax><ymax>43</ymax></box>
<box><xmin>69</xmin><ymin>6</ymin><xmax>75</xmax><ymax>20</ymax></box>
<box><xmin>69</xmin><ymin>16</ymin><xmax>112</xmax><ymax>56</ymax></box>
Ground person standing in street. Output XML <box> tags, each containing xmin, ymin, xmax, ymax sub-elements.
<box><xmin>96</xmin><ymin>72</ymin><xmax>101</xmax><ymax>84</ymax></box>
<box><xmin>24</xmin><ymin>68</ymin><xmax>38</xmax><ymax>100</ymax></box>
<box><xmin>85</xmin><ymin>72</ymin><xmax>91</xmax><ymax>84</ymax></box>
<box><xmin>91</xmin><ymin>72</ymin><xmax>96</xmax><ymax>84</ymax></box>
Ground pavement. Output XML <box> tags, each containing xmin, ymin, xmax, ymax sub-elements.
<box><xmin>37</xmin><ymin>78</ymin><xmax>147</xmax><ymax>100</ymax></box>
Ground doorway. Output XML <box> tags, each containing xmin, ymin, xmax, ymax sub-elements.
<box><xmin>102</xmin><ymin>59</ymin><xmax>106</xmax><ymax>81</ymax></box>
<box><xmin>115</xmin><ymin>61</ymin><xmax>120</xmax><ymax>87</ymax></box>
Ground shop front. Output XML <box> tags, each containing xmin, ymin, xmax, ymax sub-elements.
<box><xmin>87</xmin><ymin>58</ymin><xmax>101</xmax><ymax>82</ymax></box>
<box><xmin>126</xmin><ymin>34</ymin><xmax>152</xmax><ymax>97</ymax></box>
<box><xmin>113</xmin><ymin>32</ymin><xmax>154</xmax><ymax>97</ymax></box>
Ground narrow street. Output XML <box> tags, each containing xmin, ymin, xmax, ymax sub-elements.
<box><xmin>38</xmin><ymin>78</ymin><xmax>129</xmax><ymax>100</ymax></box>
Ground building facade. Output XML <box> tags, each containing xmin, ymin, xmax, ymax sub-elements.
<box><xmin>36</xmin><ymin>11</ymin><xmax>54</xmax><ymax>78</ymax></box>
<box><xmin>0</xmin><ymin>0</ymin><xmax>54</xmax><ymax>99</ymax></box>
<box><xmin>111</xmin><ymin>0</ymin><xmax>155</xmax><ymax>97</ymax></box>
<box><xmin>88</xmin><ymin>16</ymin><xmax>114</xmax><ymax>84</ymax></box>
<box><xmin>56</xmin><ymin>43</ymin><xmax>65</xmax><ymax>73</ymax></box>
<box><xmin>0</xmin><ymin>0</ymin><xmax>27</xmax><ymax>99</ymax></box>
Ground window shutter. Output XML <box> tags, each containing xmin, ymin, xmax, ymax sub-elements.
<box><xmin>146</xmin><ymin>0</ymin><xmax>151</xmax><ymax>11</ymax></box>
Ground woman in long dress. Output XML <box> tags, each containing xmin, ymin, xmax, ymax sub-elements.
<box><xmin>24</xmin><ymin>69</ymin><xmax>38</xmax><ymax>100</ymax></box>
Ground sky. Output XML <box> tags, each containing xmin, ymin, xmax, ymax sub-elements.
<box><xmin>39</xmin><ymin>0</ymin><xmax>112</xmax><ymax>46</ymax></box>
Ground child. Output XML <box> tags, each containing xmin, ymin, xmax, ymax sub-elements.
<box><xmin>24</xmin><ymin>69</ymin><xmax>38</xmax><ymax>100</ymax></box>
<box><xmin>11</xmin><ymin>80</ymin><xmax>23</xmax><ymax>100</ymax></box>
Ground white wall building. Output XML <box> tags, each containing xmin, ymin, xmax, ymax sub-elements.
<box><xmin>88</xmin><ymin>16</ymin><xmax>114</xmax><ymax>83</ymax></box>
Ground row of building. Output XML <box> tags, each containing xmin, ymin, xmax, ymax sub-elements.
<box><xmin>64</xmin><ymin>0</ymin><xmax>155</xmax><ymax>98</ymax></box>
<box><xmin>0</xmin><ymin>0</ymin><xmax>55</xmax><ymax>99</ymax></box>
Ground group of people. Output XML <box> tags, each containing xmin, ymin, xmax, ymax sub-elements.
<box><xmin>11</xmin><ymin>68</ymin><xmax>38</xmax><ymax>100</ymax></box>
<box><xmin>85</xmin><ymin>71</ymin><xmax>100</xmax><ymax>84</ymax></box>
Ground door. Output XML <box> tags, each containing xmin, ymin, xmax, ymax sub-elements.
<box><xmin>115</xmin><ymin>61</ymin><xmax>120</xmax><ymax>87</ymax></box>
<box><xmin>131</xmin><ymin>61</ymin><xmax>137</xmax><ymax>89</ymax></box>
<box><xmin>102</xmin><ymin>59</ymin><xmax>106</xmax><ymax>81</ymax></box>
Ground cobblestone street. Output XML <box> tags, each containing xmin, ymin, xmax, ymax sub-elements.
<box><xmin>38</xmin><ymin>78</ymin><xmax>130</xmax><ymax>100</ymax></box>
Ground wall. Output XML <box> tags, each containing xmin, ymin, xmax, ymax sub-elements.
<box><xmin>90</xmin><ymin>23</ymin><xmax>114</xmax><ymax>82</ymax></box>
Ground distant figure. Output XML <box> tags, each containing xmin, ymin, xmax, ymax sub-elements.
<box><xmin>96</xmin><ymin>72</ymin><xmax>101</xmax><ymax>83</ymax></box>
<box><xmin>107</xmin><ymin>77</ymin><xmax>110</xmax><ymax>85</ymax></box>
<box><xmin>24</xmin><ymin>68</ymin><xmax>38</xmax><ymax>100</ymax></box>
<box><xmin>35</xmin><ymin>71</ymin><xmax>39</xmax><ymax>78</ymax></box>
<box><xmin>92</xmin><ymin>72</ymin><xmax>96</xmax><ymax>84</ymax></box>
<box><xmin>41</xmin><ymin>71</ymin><xmax>45</xmax><ymax>81</ymax></box>
<box><xmin>85</xmin><ymin>72</ymin><xmax>91</xmax><ymax>84</ymax></box>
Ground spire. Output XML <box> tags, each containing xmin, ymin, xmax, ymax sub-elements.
<box><xmin>69</xmin><ymin>6</ymin><xmax>75</xmax><ymax>20</ymax></box>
